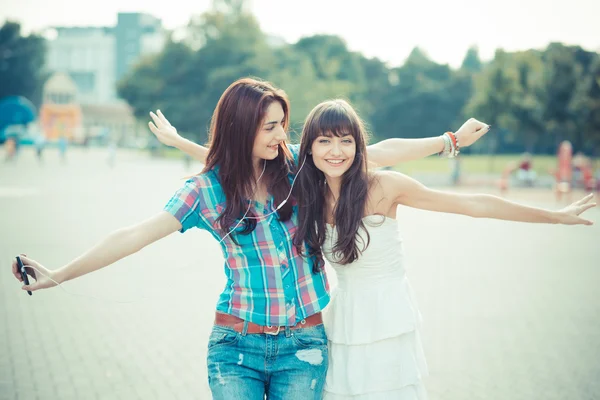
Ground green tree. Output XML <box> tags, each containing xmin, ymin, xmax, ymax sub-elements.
<box><xmin>570</xmin><ymin>53</ymin><xmax>600</xmax><ymax>156</ymax></box>
<box><xmin>289</xmin><ymin>34</ymin><xmax>368</xmax><ymax>122</ymax></box>
<box><xmin>371</xmin><ymin>48</ymin><xmax>470</xmax><ymax>142</ymax></box>
<box><xmin>268</xmin><ymin>45</ymin><xmax>354</xmax><ymax>134</ymax></box>
<box><xmin>507</xmin><ymin>51</ymin><xmax>545</xmax><ymax>152</ymax></box>
<box><xmin>461</xmin><ymin>46</ymin><xmax>483</xmax><ymax>73</ymax></box>
<box><xmin>119</xmin><ymin>0</ymin><xmax>272</xmax><ymax>144</ymax></box>
<box><xmin>0</xmin><ymin>21</ymin><xmax>46</xmax><ymax>105</ymax></box>
<box><xmin>541</xmin><ymin>43</ymin><xmax>580</xmax><ymax>152</ymax></box>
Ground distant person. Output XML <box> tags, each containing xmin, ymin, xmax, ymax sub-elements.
<box><xmin>107</xmin><ymin>142</ymin><xmax>117</xmax><ymax>168</ymax></box>
<box><xmin>554</xmin><ymin>141</ymin><xmax>573</xmax><ymax>202</ymax></box>
<box><xmin>183</xmin><ymin>154</ymin><xmax>192</xmax><ymax>171</ymax></box>
<box><xmin>573</xmin><ymin>152</ymin><xmax>594</xmax><ymax>192</ymax></box>
<box><xmin>34</xmin><ymin>135</ymin><xmax>46</xmax><ymax>163</ymax></box>
<box><xmin>4</xmin><ymin>136</ymin><xmax>17</xmax><ymax>162</ymax></box>
<box><xmin>450</xmin><ymin>157</ymin><xmax>461</xmax><ymax>186</ymax></box>
<box><xmin>515</xmin><ymin>152</ymin><xmax>537</xmax><ymax>186</ymax></box>
<box><xmin>500</xmin><ymin>152</ymin><xmax>537</xmax><ymax>193</ymax></box>
<box><xmin>58</xmin><ymin>137</ymin><xmax>68</xmax><ymax>164</ymax></box>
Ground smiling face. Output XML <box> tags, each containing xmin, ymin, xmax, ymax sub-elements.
<box><xmin>293</xmin><ymin>100</ymin><xmax>373</xmax><ymax>270</ymax></box>
<box><xmin>301</xmin><ymin>99</ymin><xmax>368</xmax><ymax>183</ymax></box>
<box><xmin>252</xmin><ymin>101</ymin><xmax>287</xmax><ymax>165</ymax></box>
<box><xmin>311</xmin><ymin>132</ymin><xmax>356</xmax><ymax>179</ymax></box>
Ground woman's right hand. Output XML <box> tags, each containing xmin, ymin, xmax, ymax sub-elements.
<box><xmin>11</xmin><ymin>255</ymin><xmax>58</xmax><ymax>292</ymax></box>
<box><xmin>148</xmin><ymin>110</ymin><xmax>182</xmax><ymax>147</ymax></box>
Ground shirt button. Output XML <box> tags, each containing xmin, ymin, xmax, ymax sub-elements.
<box><xmin>285</xmin><ymin>285</ymin><xmax>290</xmax><ymax>289</ymax></box>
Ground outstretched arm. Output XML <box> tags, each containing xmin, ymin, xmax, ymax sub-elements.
<box><xmin>12</xmin><ymin>212</ymin><xmax>182</xmax><ymax>292</ymax></box>
<box><xmin>148</xmin><ymin>110</ymin><xmax>209</xmax><ymax>162</ymax></box>
<box><xmin>367</xmin><ymin>118</ymin><xmax>491</xmax><ymax>167</ymax></box>
<box><xmin>383</xmin><ymin>171</ymin><xmax>595</xmax><ymax>225</ymax></box>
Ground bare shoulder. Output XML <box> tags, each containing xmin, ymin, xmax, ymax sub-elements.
<box><xmin>370</xmin><ymin>170</ymin><xmax>427</xmax><ymax>203</ymax></box>
<box><xmin>371</xmin><ymin>170</ymin><xmax>411</xmax><ymax>188</ymax></box>
<box><xmin>367</xmin><ymin>171</ymin><xmax>405</xmax><ymax>213</ymax></box>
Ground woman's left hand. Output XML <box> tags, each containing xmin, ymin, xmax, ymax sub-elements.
<box><xmin>555</xmin><ymin>194</ymin><xmax>596</xmax><ymax>225</ymax></box>
<box><xmin>455</xmin><ymin>118</ymin><xmax>491</xmax><ymax>147</ymax></box>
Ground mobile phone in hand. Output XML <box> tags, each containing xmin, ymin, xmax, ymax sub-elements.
<box><xmin>16</xmin><ymin>256</ymin><xmax>32</xmax><ymax>296</ymax></box>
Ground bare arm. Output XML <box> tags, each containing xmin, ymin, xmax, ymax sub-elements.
<box><xmin>383</xmin><ymin>172</ymin><xmax>595</xmax><ymax>225</ymax></box>
<box><xmin>148</xmin><ymin>110</ymin><xmax>208</xmax><ymax>163</ymax></box>
<box><xmin>367</xmin><ymin>118</ymin><xmax>491</xmax><ymax>167</ymax></box>
<box><xmin>169</xmin><ymin>137</ymin><xmax>208</xmax><ymax>162</ymax></box>
<box><xmin>367</xmin><ymin>136</ymin><xmax>445</xmax><ymax>166</ymax></box>
<box><xmin>12</xmin><ymin>212</ymin><xmax>182</xmax><ymax>292</ymax></box>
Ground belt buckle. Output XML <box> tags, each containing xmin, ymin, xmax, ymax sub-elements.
<box><xmin>264</xmin><ymin>325</ymin><xmax>281</xmax><ymax>335</ymax></box>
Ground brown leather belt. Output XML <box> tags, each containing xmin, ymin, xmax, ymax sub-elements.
<box><xmin>214</xmin><ymin>312</ymin><xmax>323</xmax><ymax>335</ymax></box>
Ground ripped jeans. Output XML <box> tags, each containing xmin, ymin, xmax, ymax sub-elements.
<box><xmin>206</xmin><ymin>322</ymin><xmax>328</xmax><ymax>399</ymax></box>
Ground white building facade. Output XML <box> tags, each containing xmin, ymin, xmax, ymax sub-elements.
<box><xmin>45</xmin><ymin>13</ymin><xmax>165</xmax><ymax>105</ymax></box>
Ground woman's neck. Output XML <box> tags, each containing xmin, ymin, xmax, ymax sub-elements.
<box><xmin>325</xmin><ymin>176</ymin><xmax>342</xmax><ymax>207</ymax></box>
<box><xmin>253</xmin><ymin>158</ymin><xmax>266</xmax><ymax>181</ymax></box>
<box><xmin>243</xmin><ymin>158</ymin><xmax>267</xmax><ymax>203</ymax></box>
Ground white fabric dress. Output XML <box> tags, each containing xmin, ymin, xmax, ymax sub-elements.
<box><xmin>322</xmin><ymin>215</ymin><xmax>428</xmax><ymax>399</ymax></box>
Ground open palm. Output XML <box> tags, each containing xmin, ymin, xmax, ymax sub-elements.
<box><xmin>557</xmin><ymin>194</ymin><xmax>596</xmax><ymax>225</ymax></box>
<box><xmin>148</xmin><ymin>110</ymin><xmax>181</xmax><ymax>147</ymax></box>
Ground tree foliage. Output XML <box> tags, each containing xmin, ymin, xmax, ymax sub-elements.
<box><xmin>116</xmin><ymin>1</ymin><xmax>600</xmax><ymax>156</ymax></box>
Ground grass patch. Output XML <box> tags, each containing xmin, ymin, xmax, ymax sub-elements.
<box><xmin>394</xmin><ymin>155</ymin><xmax>557</xmax><ymax>175</ymax></box>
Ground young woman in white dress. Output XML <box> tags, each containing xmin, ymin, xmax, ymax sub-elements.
<box><xmin>291</xmin><ymin>99</ymin><xmax>595</xmax><ymax>399</ymax></box>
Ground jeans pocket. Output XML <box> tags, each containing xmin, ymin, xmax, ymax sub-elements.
<box><xmin>291</xmin><ymin>325</ymin><xmax>328</xmax><ymax>349</ymax></box>
<box><xmin>207</xmin><ymin>325</ymin><xmax>240</xmax><ymax>350</ymax></box>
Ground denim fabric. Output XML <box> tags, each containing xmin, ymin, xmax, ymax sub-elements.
<box><xmin>207</xmin><ymin>323</ymin><xmax>328</xmax><ymax>399</ymax></box>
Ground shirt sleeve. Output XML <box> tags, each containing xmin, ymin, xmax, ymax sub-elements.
<box><xmin>163</xmin><ymin>178</ymin><xmax>209</xmax><ymax>233</ymax></box>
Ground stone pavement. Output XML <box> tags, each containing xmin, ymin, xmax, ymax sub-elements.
<box><xmin>1</xmin><ymin>148</ymin><xmax>599</xmax><ymax>400</ymax></box>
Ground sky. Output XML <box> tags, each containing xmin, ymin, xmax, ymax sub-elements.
<box><xmin>2</xmin><ymin>0</ymin><xmax>599</xmax><ymax>68</ymax></box>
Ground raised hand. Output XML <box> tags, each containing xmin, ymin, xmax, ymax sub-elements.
<box><xmin>455</xmin><ymin>118</ymin><xmax>491</xmax><ymax>147</ymax></box>
<box><xmin>148</xmin><ymin>110</ymin><xmax>182</xmax><ymax>147</ymax></box>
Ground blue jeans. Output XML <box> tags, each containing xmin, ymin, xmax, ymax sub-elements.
<box><xmin>206</xmin><ymin>322</ymin><xmax>328</xmax><ymax>399</ymax></box>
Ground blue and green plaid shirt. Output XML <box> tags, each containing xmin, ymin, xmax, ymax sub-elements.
<box><xmin>164</xmin><ymin>144</ymin><xmax>330</xmax><ymax>326</ymax></box>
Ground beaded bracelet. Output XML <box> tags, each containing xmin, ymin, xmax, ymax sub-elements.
<box><xmin>438</xmin><ymin>134</ymin><xmax>451</xmax><ymax>157</ymax></box>
<box><xmin>445</xmin><ymin>131</ymin><xmax>460</xmax><ymax>158</ymax></box>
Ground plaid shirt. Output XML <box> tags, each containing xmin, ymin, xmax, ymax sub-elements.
<box><xmin>164</xmin><ymin>144</ymin><xmax>330</xmax><ymax>327</ymax></box>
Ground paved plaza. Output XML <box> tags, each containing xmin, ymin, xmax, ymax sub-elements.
<box><xmin>1</xmin><ymin>148</ymin><xmax>599</xmax><ymax>400</ymax></box>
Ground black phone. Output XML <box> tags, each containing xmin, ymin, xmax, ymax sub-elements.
<box><xmin>16</xmin><ymin>256</ymin><xmax>32</xmax><ymax>296</ymax></box>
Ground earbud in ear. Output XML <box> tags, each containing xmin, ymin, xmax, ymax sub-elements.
<box><xmin>308</xmin><ymin>151</ymin><xmax>312</xmax><ymax>155</ymax></box>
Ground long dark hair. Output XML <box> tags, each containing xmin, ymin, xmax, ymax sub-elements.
<box><xmin>203</xmin><ymin>78</ymin><xmax>294</xmax><ymax>238</ymax></box>
<box><xmin>293</xmin><ymin>99</ymin><xmax>372</xmax><ymax>272</ymax></box>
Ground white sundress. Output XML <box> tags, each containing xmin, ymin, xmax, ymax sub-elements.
<box><xmin>322</xmin><ymin>215</ymin><xmax>428</xmax><ymax>399</ymax></box>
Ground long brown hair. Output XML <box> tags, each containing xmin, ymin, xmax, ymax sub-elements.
<box><xmin>203</xmin><ymin>78</ymin><xmax>294</xmax><ymax>238</ymax></box>
<box><xmin>293</xmin><ymin>99</ymin><xmax>372</xmax><ymax>272</ymax></box>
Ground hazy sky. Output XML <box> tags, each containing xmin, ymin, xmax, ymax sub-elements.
<box><xmin>2</xmin><ymin>0</ymin><xmax>599</xmax><ymax>67</ymax></box>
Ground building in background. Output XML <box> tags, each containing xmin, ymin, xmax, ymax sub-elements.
<box><xmin>45</xmin><ymin>13</ymin><xmax>165</xmax><ymax>104</ymax></box>
<box><xmin>80</xmin><ymin>103</ymin><xmax>136</xmax><ymax>147</ymax></box>
<box><xmin>46</xmin><ymin>27</ymin><xmax>115</xmax><ymax>104</ymax></box>
<box><xmin>41</xmin><ymin>12</ymin><xmax>164</xmax><ymax>143</ymax></box>
<box><xmin>39</xmin><ymin>72</ymin><xmax>82</xmax><ymax>142</ymax></box>
<box><xmin>114</xmin><ymin>13</ymin><xmax>164</xmax><ymax>82</ymax></box>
